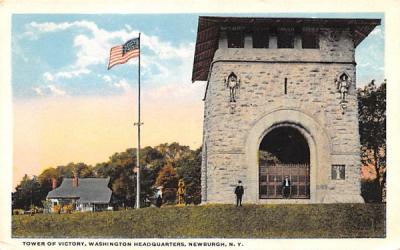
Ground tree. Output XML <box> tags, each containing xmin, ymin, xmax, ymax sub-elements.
<box><xmin>111</xmin><ymin>175</ymin><xmax>134</xmax><ymax>207</ymax></box>
<box><xmin>155</xmin><ymin>163</ymin><xmax>179</xmax><ymax>203</ymax></box>
<box><xmin>37</xmin><ymin>167</ymin><xmax>59</xmax><ymax>201</ymax></box>
<box><xmin>139</xmin><ymin>146</ymin><xmax>166</xmax><ymax>204</ymax></box>
<box><xmin>14</xmin><ymin>143</ymin><xmax>203</xmax><ymax>209</ymax></box>
<box><xmin>175</xmin><ymin>147</ymin><xmax>202</xmax><ymax>204</ymax></box>
<box><xmin>103</xmin><ymin>150</ymin><xmax>136</xmax><ymax>208</ymax></box>
<box><xmin>12</xmin><ymin>175</ymin><xmax>42</xmax><ymax>210</ymax></box>
<box><xmin>155</xmin><ymin>143</ymin><xmax>191</xmax><ymax>163</ymax></box>
<box><xmin>37</xmin><ymin>167</ymin><xmax>58</xmax><ymax>184</ymax></box>
<box><xmin>94</xmin><ymin>147</ymin><xmax>161</xmax><ymax>207</ymax></box>
<box><xmin>73</xmin><ymin>162</ymin><xmax>95</xmax><ymax>177</ymax></box>
<box><xmin>358</xmin><ymin>79</ymin><xmax>386</xmax><ymax>202</ymax></box>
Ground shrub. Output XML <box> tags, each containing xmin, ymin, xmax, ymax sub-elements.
<box><xmin>53</xmin><ymin>205</ymin><xmax>61</xmax><ymax>214</ymax></box>
<box><xmin>63</xmin><ymin>204</ymin><xmax>74</xmax><ymax>214</ymax></box>
<box><xmin>13</xmin><ymin>209</ymin><xmax>25</xmax><ymax>215</ymax></box>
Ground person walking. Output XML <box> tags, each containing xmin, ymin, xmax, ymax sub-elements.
<box><xmin>234</xmin><ymin>180</ymin><xmax>244</xmax><ymax>206</ymax></box>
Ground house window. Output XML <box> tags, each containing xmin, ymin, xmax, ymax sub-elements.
<box><xmin>227</xmin><ymin>31</ymin><xmax>244</xmax><ymax>48</ymax></box>
<box><xmin>277</xmin><ymin>28</ymin><xmax>294</xmax><ymax>48</ymax></box>
<box><xmin>253</xmin><ymin>31</ymin><xmax>269</xmax><ymax>48</ymax></box>
<box><xmin>331</xmin><ymin>165</ymin><xmax>345</xmax><ymax>180</ymax></box>
<box><xmin>302</xmin><ymin>32</ymin><xmax>319</xmax><ymax>49</ymax></box>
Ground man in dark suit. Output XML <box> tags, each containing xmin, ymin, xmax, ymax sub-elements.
<box><xmin>234</xmin><ymin>180</ymin><xmax>244</xmax><ymax>206</ymax></box>
<box><xmin>282</xmin><ymin>176</ymin><xmax>291</xmax><ymax>198</ymax></box>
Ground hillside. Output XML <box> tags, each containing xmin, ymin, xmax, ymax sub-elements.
<box><xmin>12</xmin><ymin>204</ymin><xmax>385</xmax><ymax>238</ymax></box>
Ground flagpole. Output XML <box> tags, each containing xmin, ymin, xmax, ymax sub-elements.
<box><xmin>136</xmin><ymin>33</ymin><xmax>141</xmax><ymax>209</ymax></box>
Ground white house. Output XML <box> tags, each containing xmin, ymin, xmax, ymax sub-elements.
<box><xmin>46</xmin><ymin>176</ymin><xmax>112</xmax><ymax>212</ymax></box>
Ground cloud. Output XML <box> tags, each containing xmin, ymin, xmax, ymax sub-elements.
<box><xmin>12</xmin><ymin>41</ymin><xmax>30</xmax><ymax>63</ymax></box>
<box><xmin>73</xmin><ymin>33</ymin><xmax>111</xmax><ymax>69</ymax></box>
<box><xmin>33</xmin><ymin>85</ymin><xmax>67</xmax><ymax>97</ymax></box>
<box><xmin>24</xmin><ymin>20</ymin><xmax>197</xmax><ymax>99</ymax></box>
<box><xmin>48</xmin><ymin>85</ymin><xmax>67</xmax><ymax>96</ymax></box>
<box><xmin>356</xmin><ymin>24</ymin><xmax>384</xmax><ymax>86</ymax></box>
<box><xmin>25</xmin><ymin>20</ymin><xmax>138</xmax><ymax>69</ymax></box>
<box><xmin>102</xmin><ymin>75</ymin><xmax>112</xmax><ymax>83</ymax></box>
<box><xmin>43</xmin><ymin>72</ymin><xmax>54</xmax><ymax>81</ymax></box>
<box><xmin>33</xmin><ymin>87</ymin><xmax>43</xmax><ymax>96</ymax></box>
<box><xmin>43</xmin><ymin>68</ymin><xmax>90</xmax><ymax>82</ymax></box>
<box><xmin>111</xmin><ymin>79</ymin><xmax>132</xmax><ymax>93</ymax></box>
<box><xmin>144</xmin><ymin>81</ymin><xmax>205</xmax><ymax>104</ymax></box>
<box><xmin>55</xmin><ymin>68</ymin><xmax>91</xmax><ymax>79</ymax></box>
<box><xmin>145</xmin><ymin>35</ymin><xmax>194</xmax><ymax>60</ymax></box>
<box><xmin>25</xmin><ymin>21</ymin><xmax>99</xmax><ymax>39</ymax></box>
<box><xmin>357</xmin><ymin>62</ymin><xmax>371</xmax><ymax>68</ymax></box>
<box><xmin>26</xmin><ymin>20</ymin><xmax>194</xmax><ymax>78</ymax></box>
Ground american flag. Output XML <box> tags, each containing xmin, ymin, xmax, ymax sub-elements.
<box><xmin>108</xmin><ymin>37</ymin><xmax>139</xmax><ymax>70</ymax></box>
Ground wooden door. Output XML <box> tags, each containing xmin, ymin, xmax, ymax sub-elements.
<box><xmin>259</xmin><ymin>164</ymin><xmax>310</xmax><ymax>199</ymax></box>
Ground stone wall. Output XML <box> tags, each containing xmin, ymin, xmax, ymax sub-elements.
<box><xmin>201</xmin><ymin>27</ymin><xmax>364</xmax><ymax>204</ymax></box>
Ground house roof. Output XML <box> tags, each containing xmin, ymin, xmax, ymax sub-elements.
<box><xmin>47</xmin><ymin>178</ymin><xmax>112</xmax><ymax>204</ymax></box>
<box><xmin>191</xmin><ymin>16</ymin><xmax>381</xmax><ymax>82</ymax></box>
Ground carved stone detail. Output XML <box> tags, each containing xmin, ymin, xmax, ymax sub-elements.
<box><xmin>335</xmin><ymin>72</ymin><xmax>351</xmax><ymax>113</ymax></box>
<box><xmin>225</xmin><ymin>72</ymin><xmax>240</xmax><ymax>103</ymax></box>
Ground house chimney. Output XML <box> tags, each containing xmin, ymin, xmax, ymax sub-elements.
<box><xmin>51</xmin><ymin>178</ymin><xmax>57</xmax><ymax>190</ymax></box>
<box><xmin>73</xmin><ymin>172</ymin><xmax>79</xmax><ymax>187</ymax></box>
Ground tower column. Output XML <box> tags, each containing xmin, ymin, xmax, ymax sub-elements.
<box><xmin>269</xmin><ymin>33</ymin><xmax>277</xmax><ymax>49</ymax></box>
<box><xmin>244</xmin><ymin>32</ymin><xmax>252</xmax><ymax>48</ymax></box>
<box><xmin>218</xmin><ymin>31</ymin><xmax>227</xmax><ymax>48</ymax></box>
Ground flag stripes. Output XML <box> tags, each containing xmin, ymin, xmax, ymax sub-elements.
<box><xmin>107</xmin><ymin>38</ymin><xmax>140</xmax><ymax>70</ymax></box>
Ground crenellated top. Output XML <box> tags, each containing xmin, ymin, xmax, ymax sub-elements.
<box><xmin>192</xmin><ymin>16</ymin><xmax>381</xmax><ymax>82</ymax></box>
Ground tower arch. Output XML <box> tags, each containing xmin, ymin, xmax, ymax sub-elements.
<box><xmin>244</xmin><ymin>109</ymin><xmax>332</xmax><ymax>203</ymax></box>
<box><xmin>259</xmin><ymin>125</ymin><xmax>310</xmax><ymax>199</ymax></box>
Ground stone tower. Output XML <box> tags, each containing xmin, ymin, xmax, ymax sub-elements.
<box><xmin>192</xmin><ymin>17</ymin><xmax>380</xmax><ymax>204</ymax></box>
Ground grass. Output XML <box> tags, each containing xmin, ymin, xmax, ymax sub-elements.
<box><xmin>12</xmin><ymin>203</ymin><xmax>385</xmax><ymax>238</ymax></box>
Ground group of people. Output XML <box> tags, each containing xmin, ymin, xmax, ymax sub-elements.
<box><xmin>234</xmin><ymin>175</ymin><xmax>291</xmax><ymax>206</ymax></box>
<box><xmin>154</xmin><ymin>179</ymin><xmax>186</xmax><ymax>208</ymax></box>
<box><xmin>155</xmin><ymin>176</ymin><xmax>292</xmax><ymax>208</ymax></box>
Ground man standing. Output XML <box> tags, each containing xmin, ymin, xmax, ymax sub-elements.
<box><xmin>282</xmin><ymin>176</ymin><xmax>291</xmax><ymax>198</ymax></box>
<box><xmin>155</xmin><ymin>186</ymin><xmax>163</xmax><ymax>208</ymax></box>
<box><xmin>234</xmin><ymin>180</ymin><xmax>244</xmax><ymax>206</ymax></box>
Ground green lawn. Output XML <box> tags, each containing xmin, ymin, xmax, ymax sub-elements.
<box><xmin>12</xmin><ymin>203</ymin><xmax>385</xmax><ymax>238</ymax></box>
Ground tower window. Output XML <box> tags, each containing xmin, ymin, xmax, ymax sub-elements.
<box><xmin>302</xmin><ymin>32</ymin><xmax>319</xmax><ymax>49</ymax></box>
<box><xmin>253</xmin><ymin>31</ymin><xmax>269</xmax><ymax>48</ymax></box>
<box><xmin>227</xmin><ymin>31</ymin><xmax>244</xmax><ymax>48</ymax></box>
<box><xmin>331</xmin><ymin>165</ymin><xmax>345</xmax><ymax>180</ymax></box>
<box><xmin>277</xmin><ymin>28</ymin><xmax>294</xmax><ymax>48</ymax></box>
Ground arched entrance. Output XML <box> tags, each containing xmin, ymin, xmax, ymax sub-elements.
<box><xmin>244</xmin><ymin>109</ymin><xmax>332</xmax><ymax>203</ymax></box>
<box><xmin>259</xmin><ymin>125</ymin><xmax>310</xmax><ymax>199</ymax></box>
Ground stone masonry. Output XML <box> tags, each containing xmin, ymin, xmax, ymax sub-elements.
<box><xmin>192</xmin><ymin>17</ymin><xmax>381</xmax><ymax>204</ymax></box>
